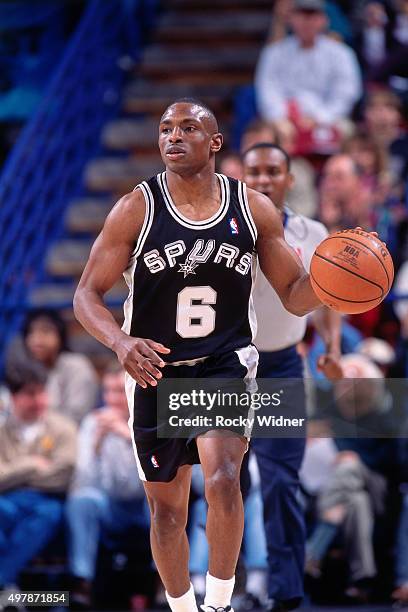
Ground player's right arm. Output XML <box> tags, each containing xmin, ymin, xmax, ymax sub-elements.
<box><xmin>73</xmin><ymin>190</ymin><xmax>170</xmax><ymax>388</ymax></box>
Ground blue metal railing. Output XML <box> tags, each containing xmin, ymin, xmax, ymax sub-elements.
<box><xmin>0</xmin><ymin>0</ymin><xmax>147</xmax><ymax>365</ymax></box>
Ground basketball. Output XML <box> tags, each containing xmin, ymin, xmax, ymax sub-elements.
<box><xmin>310</xmin><ymin>228</ymin><xmax>394</xmax><ymax>314</ymax></box>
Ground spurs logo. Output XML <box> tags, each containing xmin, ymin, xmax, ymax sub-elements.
<box><xmin>178</xmin><ymin>259</ymin><xmax>200</xmax><ymax>278</ymax></box>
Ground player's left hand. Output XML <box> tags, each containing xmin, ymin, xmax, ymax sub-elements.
<box><xmin>317</xmin><ymin>352</ymin><xmax>343</xmax><ymax>380</ymax></box>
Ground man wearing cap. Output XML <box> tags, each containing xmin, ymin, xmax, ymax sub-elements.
<box><xmin>255</xmin><ymin>0</ymin><xmax>362</xmax><ymax>134</ymax></box>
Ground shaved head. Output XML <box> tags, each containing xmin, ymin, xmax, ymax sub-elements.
<box><xmin>161</xmin><ymin>98</ymin><xmax>219</xmax><ymax>134</ymax></box>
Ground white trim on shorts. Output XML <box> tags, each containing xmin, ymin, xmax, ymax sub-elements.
<box><xmin>125</xmin><ymin>372</ymin><xmax>147</xmax><ymax>481</ymax></box>
<box><xmin>235</xmin><ymin>344</ymin><xmax>259</xmax><ymax>439</ymax></box>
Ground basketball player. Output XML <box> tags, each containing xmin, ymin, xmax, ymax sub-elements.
<box><xmin>73</xmin><ymin>100</ymin><xmax>324</xmax><ymax>612</ymax></box>
<box><xmin>243</xmin><ymin>143</ymin><xmax>342</xmax><ymax>611</ymax></box>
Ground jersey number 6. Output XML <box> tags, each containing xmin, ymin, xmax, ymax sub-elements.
<box><xmin>176</xmin><ymin>286</ymin><xmax>217</xmax><ymax>338</ymax></box>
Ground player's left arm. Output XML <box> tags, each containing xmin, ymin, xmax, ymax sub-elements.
<box><xmin>248</xmin><ymin>188</ymin><xmax>322</xmax><ymax>316</ymax></box>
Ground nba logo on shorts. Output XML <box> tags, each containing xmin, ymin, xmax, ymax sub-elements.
<box><xmin>229</xmin><ymin>218</ymin><xmax>239</xmax><ymax>235</ymax></box>
<box><xmin>151</xmin><ymin>455</ymin><xmax>160</xmax><ymax>468</ymax></box>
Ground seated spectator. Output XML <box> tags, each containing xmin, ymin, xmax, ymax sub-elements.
<box><xmin>370</xmin><ymin>0</ymin><xmax>408</xmax><ymax>84</ymax></box>
<box><xmin>392</xmin><ymin>421</ymin><xmax>408</xmax><ymax>606</ymax></box>
<box><xmin>356</xmin><ymin>337</ymin><xmax>396</xmax><ymax>375</ymax></box>
<box><xmin>0</xmin><ymin>358</ymin><xmax>77</xmax><ymax>591</ymax></box>
<box><xmin>66</xmin><ymin>361</ymin><xmax>150</xmax><ymax>609</ymax></box>
<box><xmin>391</xmin><ymin>261</ymin><xmax>408</xmax><ymax>376</ymax></box>
<box><xmin>393</xmin><ymin>501</ymin><xmax>408</xmax><ymax>606</ymax></box>
<box><xmin>304</xmin><ymin>354</ymin><xmax>400</xmax><ymax>602</ymax></box>
<box><xmin>354</xmin><ymin>2</ymin><xmax>394</xmax><ymax>78</ymax></box>
<box><xmin>363</xmin><ymin>88</ymin><xmax>408</xmax><ymax>190</ymax></box>
<box><xmin>8</xmin><ymin>308</ymin><xmax>99</xmax><ymax>423</ymax></box>
<box><xmin>342</xmin><ymin>130</ymin><xmax>391</xmax><ymax>202</ymax></box>
<box><xmin>255</xmin><ymin>0</ymin><xmax>362</xmax><ymax>145</ymax></box>
<box><xmin>266</xmin><ymin>0</ymin><xmax>353</xmax><ymax>45</ymax></box>
<box><xmin>319</xmin><ymin>153</ymin><xmax>374</xmax><ymax>232</ymax></box>
<box><xmin>393</xmin><ymin>0</ymin><xmax>408</xmax><ymax>46</ymax></box>
<box><xmin>306</xmin><ymin>319</ymin><xmax>363</xmax><ymax>390</ymax></box>
<box><xmin>319</xmin><ymin>151</ymin><xmax>398</xmax><ymax>254</ymax></box>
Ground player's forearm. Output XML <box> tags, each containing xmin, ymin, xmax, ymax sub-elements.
<box><xmin>73</xmin><ymin>287</ymin><xmax>128</xmax><ymax>353</ymax></box>
<box><xmin>283</xmin><ymin>273</ymin><xmax>322</xmax><ymax>317</ymax></box>
<box><xmin>313</xmin><ymin>307</ymin><xmax>342</xmax><ymax>354</ymax></box>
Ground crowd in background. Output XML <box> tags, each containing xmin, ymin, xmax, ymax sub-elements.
<box><xmin>0</xmin><ymin>0</ymin><xmax>407</xmax><ymax>609</ymax></box>
<box><xmin>218</xmin><ymin>0</ymin><xmax>408</xmax><ymax>608</ymax></box>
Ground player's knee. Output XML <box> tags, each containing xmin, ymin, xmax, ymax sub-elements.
<box><xmin>204</xmin><ymin>467</ymin><xmax>241</xmax><ymax>513</ymax></box>
<box><xmin>150</xmin><ymin>501</ymin><xmax>187</xmax><ymax>545</ymax></box>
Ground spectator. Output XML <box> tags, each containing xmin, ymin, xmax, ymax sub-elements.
<box><xmin>393</xmin><ymin>0</ymin><xmax>408</xmax><ymax>46</ymax></box>
<box><xmin>306</xmin><ymin>319</ymin><xmax>363</xmax><ymax>390</ymax></box>
<box><xmin>354</xmin><ymin>2</ymin><xmax>394</xmax><ymax>78</ymax></box>
<box><xmin>392</xmin><ymin>412</ymin><xmax>408</xmax><ymax>606</ymax></box>
<box><xmin>0</xmin><ymin>358</ymin><xmax>77</xmax><ymax>591</ymax></box>
<box><xmin>305</xmin><ymin>354</ymin><xmax>400</xmax><ymax>602</ymax></box>
<box><xmin>319</xmin><ymin>154</ymin><xmax>373</xmax><ymax>232</ymax></box>
<box><xmin>342</xmin><ymin>130</ymin><xmax>390</xmax><ymax>195</ymax></box>
<box><xmin>255</xmin><ymin>0</ymin><xmax>362</xmax><ymax>136</ymax></box>
<box><xmin>363</xmin><ymin>88</ymin><xmax>408</xmax><ymax>189</ymax></box>
<box><xmin>356</xmin><ymin>337</ymin><xmax>396</xmax><ymax>374</ymax></box>
<box><xmin>391</xmin><ymin>261</ymin><xmax>408</xmax><ymax>376</ymax></box>
<box><xmin>66</xmin><ymin>361</ymin><xmax>150</xmax><ymax>609</ymax></box>
<box><xmin>393</xmin><ymin>493</ymin><xmax>408</xmax><ymax>605</ymax></box>
<box><xmin>266</xmin><ymin>0</ymin><xmax>353</xmax><ymax>45</ymax></box>
<box><xmin>319</xmin><ymin>150</ymin><xmax>398</xmax><ymax>255</ymax></box>
<box><xmin>9</xmin><ymin>308</ymin><xmax>99</xmax><ymax>423</ymax></box>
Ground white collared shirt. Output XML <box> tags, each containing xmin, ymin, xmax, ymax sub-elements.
<box><xmin>255</xmin><ymin>34</ymin><xmax>362</xmax><ymax>125</ymax></box>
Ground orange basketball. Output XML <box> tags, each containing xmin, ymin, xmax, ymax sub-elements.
<box><xmin>310</xmin><ymin>228</ymin><xmax>394</xmax><ymax>314</ymax></box>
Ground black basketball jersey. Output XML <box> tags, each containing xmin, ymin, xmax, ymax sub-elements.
<box><xmin>122</xmin><ymin>172</ymin><xmax>258</xmax><ymax>362</ymax></box>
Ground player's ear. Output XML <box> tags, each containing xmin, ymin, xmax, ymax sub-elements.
<box><xmin>210</xmin><ymin>133</ymin><xmax>223</xmax><ymax>153</ymax></box>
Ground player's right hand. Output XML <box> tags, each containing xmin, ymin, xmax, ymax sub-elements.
<box><xmin>114</xmin><ymin>336</ymin><xmax>171</xmax><ymax>388</ymax></box>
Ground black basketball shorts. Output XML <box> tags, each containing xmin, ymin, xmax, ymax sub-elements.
<box><xmin>125</xmin><ymin>345</ymin><xmax>259</xmax><ymax>483</ymax></box>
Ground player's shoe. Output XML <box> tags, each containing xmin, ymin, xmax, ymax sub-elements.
<box><xmin>200</xmin><ymin>606</ymin><xmax>234</xmax><ymax>612</ymax></box>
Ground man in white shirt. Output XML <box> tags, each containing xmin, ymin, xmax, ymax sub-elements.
<box><xmin>243</xmin><ymin>142</ymin><xmax>342</xmax><ymax>611</ymax></box>
<box><xmin>255</xmin><ymin>0</ymin><xmax>362</xmax><ymax>133</ymax></box>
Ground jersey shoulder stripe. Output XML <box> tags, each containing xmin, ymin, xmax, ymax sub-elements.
<box><xmin>238</xmin><ymin>180</ymin><xmax>257</xmax><ymax>244</ymax></box>
<box><xmin>131</xmin><ymin>181</ymin><xmax>155</xmax><ymax>258</ymax></box>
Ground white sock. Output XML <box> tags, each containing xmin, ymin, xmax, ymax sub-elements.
<box><xmin>166</xmin><ymin>583</ymin><xmax>198</xmax><ymax>612</ymax></box>
<box><xmin>204</xmin><ymin>572</ymin><xmax>235</xmax><ymax>608</ymax></box>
